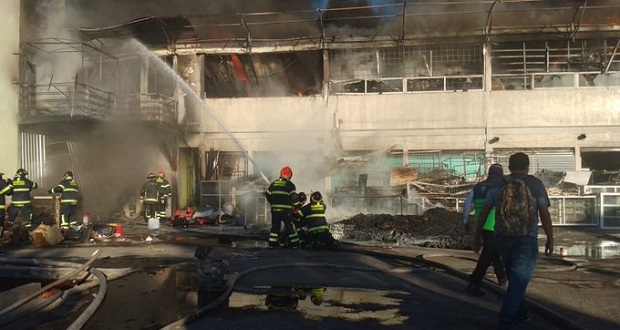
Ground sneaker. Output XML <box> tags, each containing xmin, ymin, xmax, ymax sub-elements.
<box><xmin>466</xmin><ymin>284</ymin><xmax>486</xmax><ymax>296</ymax></box>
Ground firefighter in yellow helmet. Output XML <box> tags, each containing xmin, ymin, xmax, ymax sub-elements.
<box><xmin>0</xmin><ymin>169</ymin><xmax>38</xmax><ymax>229</ymax></box>
<box><xmin>0</xmin><ymin>172</ymin><xmax>8</xmax><ymax>239</ymax></box>
<box><xmin>297</xmin><ymin>191</ymin><xmax>339</xmax><ymax>251</ymax></box>
<box><xmin>48</xmin><ymin>171</ymin><xmax>79</xmax><ymax>229</ymax></box>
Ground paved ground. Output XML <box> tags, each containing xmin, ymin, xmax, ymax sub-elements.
<box><xmin>1</xmin><ymin>224</ymin><xmax>619</xmax><ymax>330</ymax></box>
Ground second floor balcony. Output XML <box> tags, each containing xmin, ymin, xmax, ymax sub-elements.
<box><xmin>19</xmin><ymin>82</ymin><xmax>114</xmax><ymax>124</ymax></box>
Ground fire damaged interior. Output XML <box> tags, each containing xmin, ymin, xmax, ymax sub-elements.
<box><xmin>11</xmin><ymin>0</ymin><xmax>620</xmax><ymax>229</ymax></box>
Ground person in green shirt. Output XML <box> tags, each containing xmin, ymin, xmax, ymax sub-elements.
<box><xmin>463</xmin><ymin>164</ymin><xmax>507</xmax><ymax>296</ymax></box>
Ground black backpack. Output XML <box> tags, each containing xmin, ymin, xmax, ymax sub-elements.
<box><xmin>497</xmin><ymin>176</ymin><xmax>535</xmax><ymax>237</ymax></box>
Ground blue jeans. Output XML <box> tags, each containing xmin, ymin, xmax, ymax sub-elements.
<box><xmin>495</xmin><ymin>235</ymin><xmax>538</xmax><ymax>328</ymax></box>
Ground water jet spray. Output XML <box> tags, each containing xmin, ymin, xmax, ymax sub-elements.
<box><xmin>130</xmin><ymin>39</ymin><xmax>270</xmax><ymax>184</ymax></box>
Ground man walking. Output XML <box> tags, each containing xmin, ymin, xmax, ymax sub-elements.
<box><xmin>463</xmin><ymin>164</ymin><xmax>507</xmax><ymax>296</ymax></box>
<box><xmin>472</xmin><ymin>153</ymin><xmax>554</xmax><ymax>330</ymax></box>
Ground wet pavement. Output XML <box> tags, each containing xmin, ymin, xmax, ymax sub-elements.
<box><xmin>0</xmin><ymin>224</ymin><xmax>619</xmax><ymax>330</ymax></box>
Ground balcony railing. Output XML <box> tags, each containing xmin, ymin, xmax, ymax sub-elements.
<box><xmin>330</xmin><ymin>75</ymin><xmax>484</xmax><ymax>94</ymax></box>
<box><xmin>19</xmin><ymin>82</ymin><xmax>114</xmax><ymax>122</ymax></box>
<box><xmin>116</xmin><ymin>93</ymin><xmax>177</xmax><ymax>125</ymax></box>
<box><xmin>329</xmin><ymin>71</ymin><xmax>620</xmax><ymax>94</ymax></box>
<box><xmin>492</xmin><ymin>72</ymin><xmax>620</xmax><ymax>90</ymax></box>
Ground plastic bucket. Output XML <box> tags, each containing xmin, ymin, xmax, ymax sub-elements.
<box><xmin>148</xmin><ymin>218</ymin><xmax>160</xmax><ymax>230</ymax></box>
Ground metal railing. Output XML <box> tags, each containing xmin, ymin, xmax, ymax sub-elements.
<box><xmin>492</xmin><ymin>71</ymin><xmax>620</xmax><ymax>90</ymax></box>
<box><xmin>19</xmin><ymin>82</ymin><xmax>114</xmax><ymax>121</ymax></box>
<box><xmin>115</xmin><ymin>93</ymin><xmax>177</xmax><ymax>125</ymax></box>
<box><xmin>329</xmin><ymin>71</ymin><xmax>620</xmax><ymax>94</ymax></box>
<box><xmin>330</xmin><ymin>75</ymin><xmax>485</xmax><ymax>94</ymax></box>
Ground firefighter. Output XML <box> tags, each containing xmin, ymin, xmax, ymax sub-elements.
<box><xmin>155</xmin><ymin>170</ymin><xmax>172</xmax><ymax>222</ymax></box>
<box><xmin>140</xmin><ymin>172</ymin><xmax>160</xmax><ymax>221</ymax></box>
<box><xmin>291</xmin><ymin>191</ymin><xmax>308</xmax><ymax>244</ymax></box>
<box><xmin>0</xmin><ymin>173</ymin><xmax>8</xmax><ymax>240</ymax></box>
<box><xmin>0</xmin><ymin>169</ymin><xmax>38</xmax><ymax>229</ymax></box>
<box><xmin>291</xmin><ymin>192</ymin><xmax>307</xmax><ymax>221</ymax></box>
<box><xmin>297</xmin><ymin>191</ymin><xmax>339</xmax><ymax>251</ymax></box>
<box><xmin>265</xmin><ymin>166</ymin><xmax>300</xmax><ymax>249</ymax></box>
<box><xmin>48</xmin><ymin>171</ymin><xmax>79</xmax><ymax>229</ymax></box>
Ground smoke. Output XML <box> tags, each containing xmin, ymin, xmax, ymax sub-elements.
<box><xmin>24</xmin><ymin>0</ymin><xmax>87</xmax><ymax>84</ymax></box>
<box><xmin>70</xmin><ymin>120</ymin><xmax>172</xmax><ymax>221</ymax></box>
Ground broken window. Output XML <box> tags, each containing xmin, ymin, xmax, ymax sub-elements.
<box><xmin>205</xmin><ymin>150</ymin><xmax>249</xmax><ymax>181</ymax></box>
<box><xmin>491</xmin><ymin>38</ymin><xmax>620</xmax><ymax>90</ymax></box>
<box><xmin>329</xmin><ymin>44</ymin><xmax>483</xmax><ymax>93</ymax></box>
<box><xmin>203</xmin><ymin>51</ymin><xmax>323</xmax><ymax>98</ymax></box>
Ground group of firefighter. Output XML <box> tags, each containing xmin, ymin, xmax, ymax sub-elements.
<box><xmin>0</xmin><ymin>167</ymin><xmax>171</xmax><ymax>241</ymax></box>
<box><xmin>0</xmin><ymin>169</ymin><xmax>79</xmax><ymax>241</ymax></box>
<box><xmin>265</xmin><ymin>166</ymin><xmax>340</xmax><ymax>251</ymax></box>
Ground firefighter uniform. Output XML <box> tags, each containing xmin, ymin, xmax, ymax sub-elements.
<box><xmin>155</xmin><ymin>171</ymin><xmax>172</xmax><ymax>222</ymax></box>
<box><xmin>49</xmin><ymin>171</ymin><xmax>79</xmax><ymax>229</ymax></box>
<box><xmin>297</xmin><ymin>191</ymin><xmax>339</xmax><ymax>250</ymax></box>
<box><xmin>265</xmin><ymin>167</ymin><xmax>300</xmax><ymax>248</ymax></box>
<box><xmin>291</xmin><ymin>192</ymin><xmax>308</xmax><ymax>243</ymax></box>
<box><xmin>0</xmin><ymin>173</ymin><xmax>7</xmax><ymax>239</ymax></box>
<box><xmin>140</xmin><ymin>173</ymin><xmax>160</xmax><ymax>220</ymax></box>
<box><xmin>0</xmin><ymin>169</ymin><xmax>38</xmax><ymax>229</ymax></box>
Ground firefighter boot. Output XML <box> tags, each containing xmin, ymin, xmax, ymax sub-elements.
<box><xmin>288</xmin><ymin>232</ymin><xmax>300</xmax><ymax>249</ymax></box>
<box><xmin>268</xmin><ymin>232</ymin><xmax>279</xmax><ymax>248</ymax></box>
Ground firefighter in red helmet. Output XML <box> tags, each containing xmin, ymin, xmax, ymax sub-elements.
<box><xmin>140</xmin><ymin>172</ymin><xmax>159</xmax><ymax>221</ymax></box>
<box><xmin>155</xmin><ymin>170</ymin><xmax>172</xmax><ymax>222</ymax></box>
<box><xmin>265</xmin><ymin>166</ymin><xmax>300</xmax><ymax>248</ymax></box>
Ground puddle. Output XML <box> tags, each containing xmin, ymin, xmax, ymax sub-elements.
<box><xmin>548</xmin><ymin>240</ymin><xmax>620</xmax><ymax>259</ymax></box>
<box><xmin>84</xmin><ymin>271</ymin><xmax>410</xmax><ymax>328</ymax></box>
<box><xmin>230</xmin><ymin>240</ymin><xmax>269</xmax><ymax>248</ymax></box>
<box><xmin>84</xmin><ymin>265</ymin><xmax>199</xmax><ymax>329</ymax></box>
<box><xmin>224</xmin><ymin>286</ymin><xmax>410</xmax><ymax>325</ymax></box>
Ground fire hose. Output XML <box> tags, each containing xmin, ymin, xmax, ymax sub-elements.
<box><xmin>0</xmin><ymin>249</ymin><xmax>106</xmax><ymax>330</ymax></box>
<box><xmin>161</xmin><ymin>245</ymin><xmax>585</xmax><ymax>330</ymax></box>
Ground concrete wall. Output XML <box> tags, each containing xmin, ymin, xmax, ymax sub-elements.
<box><xmin>198</xmin><ymin>87</ymin><xmax>620</xmax><ymax>155</ymax></box>
<box><xmin>0</xmin><ymin>0</ymin><xmax>20</xmax><ymax>173</ymax></box>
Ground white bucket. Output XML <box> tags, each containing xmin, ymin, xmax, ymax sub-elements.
<box><xmin>148</xmin><ymin>218</ymin><xmax>160</xmax><ymax>230</ymax></box>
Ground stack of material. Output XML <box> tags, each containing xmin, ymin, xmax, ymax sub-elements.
<box><xmin>390</xmin><ymin>167</ymin><xmax>419</xmax><ymax>186</ymax></box>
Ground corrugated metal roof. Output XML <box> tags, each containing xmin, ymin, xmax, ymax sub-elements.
<box><xmin>74</xmin><ymin>1</ymin><xmax>620</xmax><ymax>52</ymax></box>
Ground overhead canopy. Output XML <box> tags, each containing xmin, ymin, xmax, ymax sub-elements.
<box><xmin>74</xmin><ymin>1</ymin><xmax>620</xmax><ymax>52</ymax></box>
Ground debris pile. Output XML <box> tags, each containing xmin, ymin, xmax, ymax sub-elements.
<box><xmin>333</xmin><ymin>207</ymin><xmax>469</xmax><ymax>249</ymax></box>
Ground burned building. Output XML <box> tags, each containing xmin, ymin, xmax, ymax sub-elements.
<box><xmin>2</xmin><ymin>0</ymin><xmax>620</xmax><ymax>227</ymax></box>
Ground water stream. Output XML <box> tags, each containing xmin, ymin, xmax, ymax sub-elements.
<box><xmin>130</xmin><ymin>39</ymin><xmax>270</xmax><ymax>184</ymax></box>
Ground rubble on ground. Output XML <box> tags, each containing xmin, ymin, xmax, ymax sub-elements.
<box><xmin>332</xmin><ymin>207</ymin><xmax>469</xmax><ymax>249</ymax></box>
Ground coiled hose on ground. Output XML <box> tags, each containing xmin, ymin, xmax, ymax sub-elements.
<box><xmin>0</xmin><ymin>249</ymin><xmax>107</xmax><ymax>330</ymax></box>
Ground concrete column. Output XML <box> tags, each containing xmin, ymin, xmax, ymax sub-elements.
<box><xmin>574</xmin><ymin>146</ymin><xmax>582</xmax><ymax>171</ymax></box>
<box><xmin>0</xmin><ymin>0</ymin><xmax>20</xmax><ymax>171</ymax></box>
<box><xmin>483</xmin><ymin>43</ymin><xmax>494</xmax><ymax>156</ymax></box>
<box><xmin>177</xmin><ymin>54</ymin><xmax>204</xmax><ymax>129</ymax></box>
